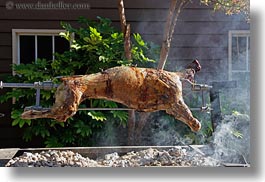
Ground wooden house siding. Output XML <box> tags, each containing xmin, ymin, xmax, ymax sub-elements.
<box><xmin>0</xmin><ymin>0</ymin><xmax>249</xmax><ymax>147</ymax></box>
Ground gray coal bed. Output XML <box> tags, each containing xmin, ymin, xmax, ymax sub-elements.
<box><xmin>1</xmin><ymin>146</ymin><xmax>249</xmax><ymax>167</ymax></box>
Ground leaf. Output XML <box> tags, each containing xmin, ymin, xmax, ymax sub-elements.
<box><xmin>88</xmin><ymin>111</ymin><xmax>107</xmax><ymax>121</ymax></box>
<box><xmin>103</xmin><ymin>100</ymin><xmax>118</xmax><ymax>108</ymax></box>
<box><xmin>73</xmin><ymin>120</ymin><xmax>92</xmax><ymax>137</ymax></box>
<box><xmin>70</xmin><ymin>44</ymin><xmax>81</xmax><ymax>50</ymax></box>
<box><xmin>76</xmin><ymin>128</ymin><xmax>82</xmax><ymax>134</ymax></box>
<box><xmin>88</xmin><ymin>26</ymin><xmax>102</xmax><ymax>44</ymax></box>
<box><xmin>11</xmin><ymin>110</ymin><xmax>31</xmax><ymax>127</ymax></box>
<box><xmin>99</xmin><ymin>55</ymin><xmax>109</xmax><ymax>62</ymax></box>
<box><xmin>61</xmin><ymin>130</ymin><xmax>76</xmax><ymax>144</ymax></box>
<box><xmin>44</xmin><ymin>136</ymin><xmax>64</xmax><ymax>147</ymax></box>
<box><xmin>11</xmin><ymin>119</ymin><xmax>20</xmax><ymax>126</ymax></box>
<box><xmin>59</xmin><ymin>31</ymin><xmax>71</xmax><ymax>41</ymax></box>
<box><xmin>50</xmin><ymin>120</ymin><xmax>65</xmax><ymax>127</ymax></box>
<box><xmin>232</xmin><ymin>111</ymin><xmax>241</xmax><ymax>116</ymax></box>
<box><xmin>231</xmin><ymin>129</ymin><xmax>244</xmax><ymax>139</ymax></box>
<box><xmin>110</xmin><ymin>110</ymin><xmax>128</xmax><ymax>122</ymax></box>
<box><xmin>133</xmin><ymin>33</ymin><xmax>146</xmax><ymax>47</ymax></box>
<box><xmin>18</xmin><ymin>120</ymin><xmax>25</xmax><ymax>128</ymax></box>
<box><xmin>41</xmin><ymin>130</ymin><xmax>48</xmax><ymax>138</ymax></box>
<box><xmin>111</xmin><ymin>32</ymin><xmax>119</xmax><ymax>39</ymax></box>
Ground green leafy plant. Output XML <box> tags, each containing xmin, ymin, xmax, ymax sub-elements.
<box><xmin>0</xmin><ymin>17</ymin><xmax>158</xmax><ymax>147</ymax></box>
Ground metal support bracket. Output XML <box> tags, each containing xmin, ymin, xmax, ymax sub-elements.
<box><xmin>181</xmin><ymin>79</ymin><xmax>213</xmax><ymax>112</ymax></box>
<box><xmin>0</xmin><ymin>80</ymin><xmax>59</xmax><ymax>109</ymax></box>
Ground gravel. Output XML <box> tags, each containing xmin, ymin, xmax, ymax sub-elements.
<box><xmin>5</xmin><ymin>147</ymin><xmax>221</xmax><ymax>167</ymax></box>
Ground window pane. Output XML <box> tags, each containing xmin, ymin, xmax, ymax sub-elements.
<box><xmin>55</xmin><ymin>36</ymin><xmax>69</xmax><ymax>54</ymax></box>
<box><xmin>37</xmin><ymin>36</ymin><xmax>52</xmax><ymax>60</ymax></box>
<box><xmin>232</xmin><ymin>36</ymin><xmax>247</xmax><ymax>71</ymax></box>
<box><xmin>19</xmin><ymin>35</ymin><xmax>35</xmax><ymax>64</ymax></box>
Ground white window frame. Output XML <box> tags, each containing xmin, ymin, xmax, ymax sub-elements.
<box><xmin>12</xmin><ymin>29</ymin><xmax>68</xmax><ymax>73</ymax></box>
<box><xmin>228</xmin><ymin>30</ymin><xmax>250</xmax><ymax>80</ymax></box>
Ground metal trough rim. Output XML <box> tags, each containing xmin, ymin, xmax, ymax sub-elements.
<box><xmin>0</xmin><ymin>145</ymin><xmax>249</xmax><ymax>167</ymax></box>
<box><xmin>10</xmin><ymin>145</ymin><xmax>201</xmax><ymax>160</ymax></box>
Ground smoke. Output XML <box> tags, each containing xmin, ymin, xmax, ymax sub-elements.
<box><xmin>150</xmin><ymin>114</ymin><xmax>194</xmax><ymax>146</ymax></box>
<box><xmin>92</xmin><ymin>119</ymin><xmax>126</xmax><ymax>146</ymax></box>
<box><xmin>147</xmin><ymin>110</ymin><xmax>250</xmax><ymax>165</ymax></box>
<box><xmin>210</xmin><ymin>112</ymin><xmax>250</xmax><ymax>164</ymax></box>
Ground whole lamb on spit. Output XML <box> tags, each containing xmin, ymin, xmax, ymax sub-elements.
<box><xmin>21</xmin><ymin>60</ymin><xmax>202</xmax><ymax>132</ymax></box>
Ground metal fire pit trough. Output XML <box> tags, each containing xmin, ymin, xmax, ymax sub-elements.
<box><xmin>0</xmin><ymin>145</ymin><xmax>249</xmax><ymax>167</ymax></box>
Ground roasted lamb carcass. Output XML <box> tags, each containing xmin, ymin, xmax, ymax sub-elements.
<box><xmin>21</xmin><ymin>62</ymin><xmax>201</xmax><ymax>132</ymax></box>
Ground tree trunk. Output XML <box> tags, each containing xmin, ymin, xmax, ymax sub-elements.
<box><xmin>118</xmin><ymin>0</ymin><xmax>127</xmax><ymax>35</ymax></box>
<box><xmin>157</xmin><ymin>0</ymin><xmax>189</xmax><ymax>70</ymax></box>
<box><xmin>157</xmin><ymin>0</ymin><xmax>177</xmax><ymax>70</ymax></box>
<box><xmin>117</xmin><ymin>0</ymin><xmax>135</xmax><ymax>145</ymax></box>
<box><xmin>124</xmin><ymin>24</ymin><xmax>132</xmax><ymax>60</ymax></box>
<box><xmin>135</xmin><ymin>112</ymin><xmax>151</xmax><ymax>145</ymax></box>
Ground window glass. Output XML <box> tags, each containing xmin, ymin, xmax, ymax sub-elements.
<box><xmin>18</xmin><ymin>32</ymin><xmax>70</xmax><ymax>64</ymax></box>
<box><xmin>19</xmin><ymin>35</ymin><xmax>35</xmax><ymax>64</ymax></box>
<box><xmin>37</xmin><ymin>36</ymin><xmax>53</xmax><ymax>60</ymax></box>
<box><xmin>55</xmin><ymin>36</ymin><xmax>69</xmax><ymax>54</ymax></box>
<box><xmin>231</xmin><ymin>36</ymin><xmax>248</xmax><ymax>71</ymax></box>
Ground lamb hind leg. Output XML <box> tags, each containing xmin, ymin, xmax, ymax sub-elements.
<box><xmin>166</xmin><ymin>99</ymin><xmax>201</xmax><ymax>132</ymax></box>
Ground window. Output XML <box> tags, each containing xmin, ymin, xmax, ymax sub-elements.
<box><xmin>227</xmin><ymin>30</ymin><xmax>250</xmax><ymax>112</ymax></box>
<box><xmin>228</xmin><ymin>30</ymin><xmax>250</xmax><ymax>82</ymax></box>
<box><xmin>12</xmin><ymin>29</ymin><xmax>70</xmax><ymax>66</ymax></box>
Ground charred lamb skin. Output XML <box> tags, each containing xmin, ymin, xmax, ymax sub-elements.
<box><xmin>21</xmin><ymin>66</ymin><xmax>201</xmax><ymax>132</ymax></box>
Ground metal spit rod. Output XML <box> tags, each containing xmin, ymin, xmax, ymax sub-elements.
<box><xmin>0</xmin><ymin>81</ymin><xmax>59</xmax><ymax>90</ymax></box>
<box><xmin>78</xmin><ymin>108</ymin><xmax>133</xmax><ymax>111</ymax></box>
<box><xmin>1</xmin><ymin>80</ymin><xmax>212</xmax><ymax>112</ymax></box>
<box><xmin>79</xmin><ymin>107</ymin><xmax>211</xmax><ymax>111</ymax></box>
<box><xmin>24</xmin><ymin>106</ymin><xmax>211</xmax><ymax>112</ymax></box>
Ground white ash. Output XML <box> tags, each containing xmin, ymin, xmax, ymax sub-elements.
<box><xmin>5</xmin><ymin>150</ymin><xmax>98</xmax><ymax>167</ymax></box>
<box><xmin>5</xmin><ymin>147</ymin><xmax>221</xmax><ymax>167</ymax></box>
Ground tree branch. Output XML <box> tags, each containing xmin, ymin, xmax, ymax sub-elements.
<box><xmin>157</xmin><ymin>0</ymin><xmax>177</xmax><ymax>70</ymax></box>
<box><xmin>117</xmin><ymin>0</ymin><xmax>135</xmax><ymax>145</ymax></box>
<box><xmin>168</xmin><ymin>0</ymin><xmax>189</xmax><ymax>42</ymax></box>
<box><xmin>157</xmin><ymin>0</ymin><xmax>190</xmax><ymax>70</ymax></box>
<box><xmin>117</xmin><ymin>0</ymin><xmax>127</xmax><ymax>34</ymax></box>
<box><xmin>124</xmin><ymin>24</ymin><xmax>132</xmax><ymax>60</ymax></box>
